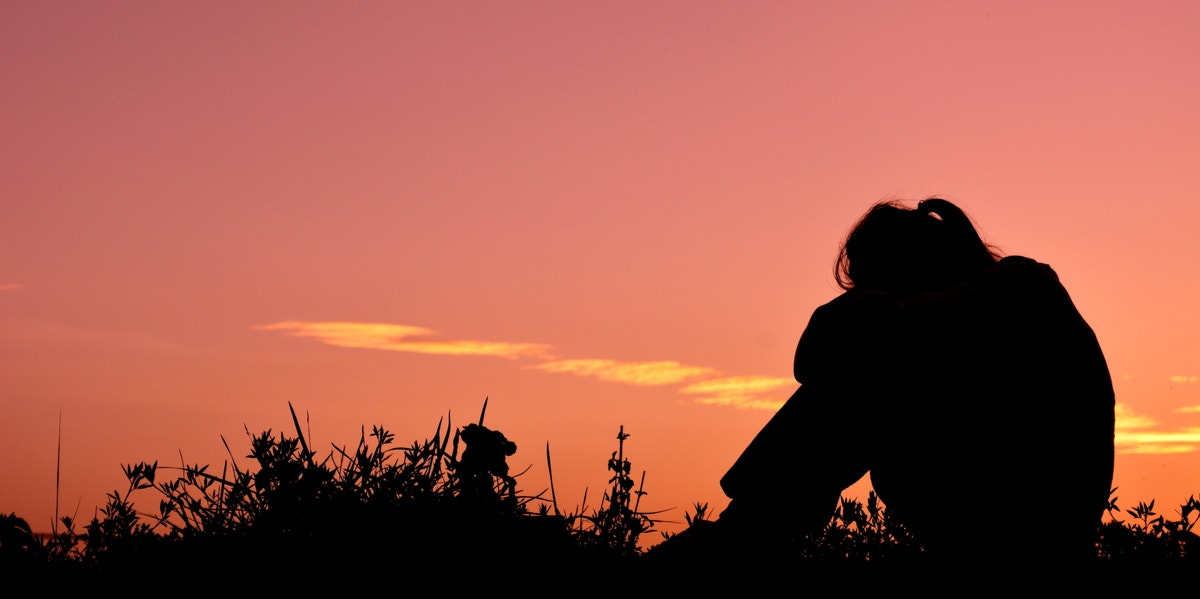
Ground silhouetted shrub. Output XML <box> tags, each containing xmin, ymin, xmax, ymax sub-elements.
<box><xmin>5</xmin><ymin>401</ymin><xmax>1198</xmax><ymax>587</ymax></box>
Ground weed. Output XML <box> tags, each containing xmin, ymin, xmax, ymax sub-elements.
<box><xmin>563</xmin><ymin>425</ymin><xmax>664</xmax><ymax>558</ymax></box>
<box><xmin>5</xmin><ymin>403</ymin><xmax>1199</xmax><ymax>584</ymax></box>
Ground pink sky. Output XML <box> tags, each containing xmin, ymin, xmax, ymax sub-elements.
<box><xmin>4</xmin><ymin>1</ymin><xmax>1200</xmax><ymax>541</ymax></box>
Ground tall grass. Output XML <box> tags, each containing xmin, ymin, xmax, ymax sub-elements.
<box><xmin>2</xmin><ymin>400</ymin><xmax>1198</xmax><ymax>585</ymax></box>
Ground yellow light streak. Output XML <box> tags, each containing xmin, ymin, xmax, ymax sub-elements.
<box><xmin>531</xmin><ymin>359</ymin><xmax>718</xmax><ymax>385</ymax></box>
<box><xmin>254</xmin><ymin>321</ymin><xmax>552</xmax><ymax>359</ymax></box>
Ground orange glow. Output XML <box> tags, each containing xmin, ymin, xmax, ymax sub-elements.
<box><xmin>4</xmin><ymin>2</ymin><xmax>1200</xmax><ymax>541</ymax></box>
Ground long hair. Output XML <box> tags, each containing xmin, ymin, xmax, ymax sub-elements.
<box><xmin>834</xmin><ymin>198</ymin><xmax>1000</xmax><ymax>292</ymax></box>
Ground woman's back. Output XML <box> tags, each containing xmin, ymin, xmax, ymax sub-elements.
<box><xmin>719</xmin><ymin>199</ymin><xmax>1115</xmax><ymax>564</ymax></box>
<box><xmin>816</xmin><ymin>256</ymin><xmax>1116</xmax><ymax>560</ymax></box>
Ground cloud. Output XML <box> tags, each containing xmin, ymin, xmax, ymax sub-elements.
<box><xmin>255</xmin><ymin>321</ymin><xmax>552</xmax><ymax>359</ymax></box>
<box><xmin>1169</xmin><ymin>375</ymin><xmax>1198</xmax><ymax>384</ymax></box>
<box><xmin>533</xmin><ymin>360</ymin><xmax>794</xmax><ymax>409</ymax></box>
<box><xmin>0</xmin><ymin>283</ymin><xmax>22</xmax><ymax>292</ymax></box>
<box><xmin>1115</xmin><ymin>402</ymin><xmax>1158</xmax><ymax>430</ymax></box>
<box><xmin>1177</xmin><ymin>406</ymin><xmax>1200</xmax><ymax>414</ymax></box>
<box><xmin>680</xmin><ymin>376</ymin><xmax>795</xmax><ymax>410</ymax></box>
<box><xmin>1114</xmin><ymin>402</ymin><xmax>1200</xmax><ymax>454</ymax></box>
<box><xmin>531</xmin><ymin>359</ymin><xmax>718</xmax><ymax>386</ymax></box>
<box><xmin>257</xmin><ymin>320</ymin><xmax>791</xmax><ymax>411</ymax></box>
<box><xmin>1114</xmin><ymin>431</ymin><xmax>1200</xmax><ymax>455</ymax></box>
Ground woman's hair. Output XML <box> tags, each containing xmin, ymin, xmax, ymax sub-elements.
<box><xmin>835</xmin><ymin>198</ymin><xmax>1000</xmax><ymax>292</ymax></box>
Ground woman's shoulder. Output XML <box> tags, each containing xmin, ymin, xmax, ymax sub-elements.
<box><xmin>992</xmin><ymin>255</ymin><xmax>1066</xmax><ymax>290</ymax></box>
<box><xmin>809</xmin><ymin>256</ymin><xmax>1065</xmax><ymax>319</ymax></box>
<box><xmin>814</xmin><ymin>289</ymin><xmax>899</xmax><ymax>319</ymax></box>
<box><xmin>997</xmin><ymin>255</ymin><xmax>1057</xmax><ymax>276</ymax></box>
<box><xmin>796</xmin><ymin>290</ymin><xmax>901</xmax><ymax>383</ymax></box>
<box><xmin>802</xmin><ymin>291</ymin><xmax>904</xmax><ymax>345</ymax></box>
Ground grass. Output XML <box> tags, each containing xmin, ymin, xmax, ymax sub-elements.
<box><xmin>2</xmin><ymin>400</ymin><xmax>1198</xmax><ymax>586</ymax></box>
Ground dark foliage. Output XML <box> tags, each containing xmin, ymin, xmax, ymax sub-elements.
<box><xmin>3</xmin><ymin>401</ymin><xmax>1197</xmax><ymax>588</ymax></box>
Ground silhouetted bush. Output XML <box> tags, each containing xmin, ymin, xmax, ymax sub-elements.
<box><xmin>3</xmin><ymin>401</ymin><xmax>1197</xmax><ymax>587</ymax></box>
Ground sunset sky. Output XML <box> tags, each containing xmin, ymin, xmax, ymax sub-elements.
<box><xmin>4</xmin><ymin>1</ymin><xmax>1200</xmax><ymax>540</ymax></box>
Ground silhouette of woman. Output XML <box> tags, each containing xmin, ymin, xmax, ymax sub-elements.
<box><xmin>718</xmin><ymin>199</ymin><xmax>1115</xmax><ymax>563</ymax></box>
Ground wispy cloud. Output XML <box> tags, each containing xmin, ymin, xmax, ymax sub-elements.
<box><xmin>1115</xmin><ymin>402</ymin><xmax>1200</xmax><ymax>454</ymax></box>
<box><xmin>1115</xmin><ymin>431</ymin><xmax>1200</xmax><ymax>455</ymax></box>
<box><xmin>0</xmin><ymin>283</ymin><xmax>23</xmax><ymax>292</ymax></box>
<box><xmin>531</xmin><ymin>359</ymin><xmax>718</xmax><ymax>386</ymax></box>
<box><xmin>680</xmin><ymin>376</ymin><xmax>795</xmax><ymax>410</ymax></box>
<box><xmin>255</xmin><ymin>320</ymin><xmax>1200</xmax><ymax>447</ymax></box>
<box><xmin>1169</xmin><ymin>375</ymin><xmax>1198</xmax><ymax>384</ymax></box>
<box><xmin>254</xmin><ymin>321</ymin><xmax>553</xmax><ymax>359</ymax></box>
<box><xmin>256</xmin><ymin>320</ymin><xmax>790</xmax><ymax>410</ymax></box>
<box><xmin>1115</xmin><ymin>402</ymin><xmax>1158</xmax><ymax>430</ymax></box>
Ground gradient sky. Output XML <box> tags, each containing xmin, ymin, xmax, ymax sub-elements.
<box><xmin>4</xmin><ymin>1</ymin><xmax>1200</xmax><ymax>540</ymax></box>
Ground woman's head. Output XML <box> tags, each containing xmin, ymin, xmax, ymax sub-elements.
<box><xmin>835</xmin><ymin>198</ymin><xmax>999</xmax><ymax>292</ymax></box>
